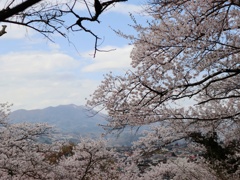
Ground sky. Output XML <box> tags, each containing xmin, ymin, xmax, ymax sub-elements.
<box><xmin>0</xmin><ymin>0</ymin><xmax>147</xmax><ymax>110</ymax></box>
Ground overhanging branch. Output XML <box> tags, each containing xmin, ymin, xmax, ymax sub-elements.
<box><xmin>0</xmin><ymin>0</ymin><xmax>42</xmax><ymax>21</ymax></box>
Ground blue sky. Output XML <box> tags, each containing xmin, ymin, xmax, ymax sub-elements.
<box><xmin>0</xmin><ymin>0</ymin><xmax>147</xmax><ymax>110</ymax></box>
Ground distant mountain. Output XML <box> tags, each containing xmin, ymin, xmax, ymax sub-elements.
<box><xmin>9</xmin><ymin>104</ymin><xmax>107</xmax><ymax>136</ymax></box>
<box><xmin>9</xmin><ymin>104</ymin><xmax>144</xmax><ymax>146</ymax></box>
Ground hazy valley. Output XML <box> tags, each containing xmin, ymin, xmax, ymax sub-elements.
<box><xmin>9</xmin><ymin>104</ymin><xmax>141</xmax><ymax>146</ymax></box>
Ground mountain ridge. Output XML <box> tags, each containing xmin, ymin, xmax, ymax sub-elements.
<box><xmin>9</xmin><ymin>104</ymin><xmax>143</xmax><ymax>146</ymax></box>
<box><xmin>9</xmin><ymin>104</ymin><xmax>107</xmax><ymax>136</ymax></box>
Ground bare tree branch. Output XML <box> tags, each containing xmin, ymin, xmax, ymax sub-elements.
<box><xmin>0</xmin><ymin>0</ymin><xmax>128</xmax><ymax>56</ymax></box>
<box><xmin>0</xmin><ymin>0</ymin><xmax>42</xmax><ymax>21</ymax></box>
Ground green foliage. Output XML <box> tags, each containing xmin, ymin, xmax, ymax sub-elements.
<box><xmin>45</xmin><ymin>142</ymin><xmax>75</xmax><ymax>164</ymax></box>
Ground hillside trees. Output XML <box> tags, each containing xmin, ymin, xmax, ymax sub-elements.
<box><xmin>0</xmin><ymin>103</ymin><xmax>120</xmax><ymax>179</ymax></box>
<box><xmin>0</xmin><ymin>0</ymin><xmax>127</xmax><ymax>55</ymax></box>
<box><xmin>87</xmin><ymin>0</ymin><xmax>240</xmax><ymax>178</ymax></box>
<box><xmin>0</xmin><ymin>103</ymin><xmax>55</xmax><ymax>179</ymax></box>
<box><xmin>56</xmin><ymin>138</ymin><xmax>121</xmax><ymax>179</ymax></box>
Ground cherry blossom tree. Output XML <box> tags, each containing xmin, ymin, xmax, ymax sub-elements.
<box><xmin>0</xmin><ymin>103</ymin><xmax>55</xmax><ymax>179</ymax></box>
<box><xmin>87</xmin><ymin>0</ymin><xmax>240</xmax><ymax>178</ymax></box>
<box><xmin>120</xmin><ymin>157</ymin><xmax>219</xmax><ymax>180</ymax></box>
<box><xmin>0</xmin><ymin>104</ymin><xmax>114</xmax><ymax>179</ymax></box>
<box><xmin>0</xmin><ymin>103</ymin><xmax>123</xmax><ymax>179</ymax></box>
<box><xmin>56</xmin><ymin>138</ymin><xmax>121</xmax><ymax>179</ymax></box>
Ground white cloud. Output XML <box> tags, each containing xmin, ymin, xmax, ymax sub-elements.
<box><xmin>0</xmin><ymin>50</ymin><xmax>93</xmax><ymax>110</ymax></box>
<box><xmin>106</xmin><ymin>3</ymin><xmax>144</xmax><ymax>15</ymax></box>
<box><xmin>82</xmin><ymin>45</ymin><xmax>133</xmax><ymax>72</ymax></box>
<box><xmin>0</xmin><ymin>51</ymin><xmax>79</xmax><ymax>75</ymax></box>
<box><xmin>0</xmin><ymin>45</ymin><xmax>134</xmax><ymax>110</ymax></box>
<box><xmin>3</xmin><ymin>78</ymin><xmax>99</xmax><ymax>111</ymax></box>
<box><xmin>48</xmin><ymin>42</ymin><xmax>61</xmax><ymax>51</ymax></box>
